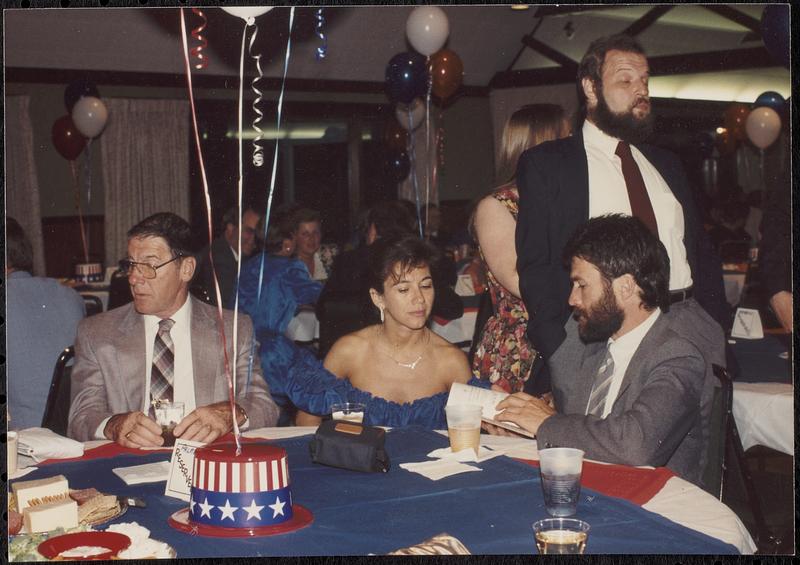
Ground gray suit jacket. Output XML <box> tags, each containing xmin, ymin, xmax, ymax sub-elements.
<box><xmin>537</xmin><ymin>312</ymin><xmax>711</xmax><ymax>486</ymax></box>
<box><xmin>68</xmin><ymin>297</ymin><xmax>278</xmax><ymax>441</ymax></box>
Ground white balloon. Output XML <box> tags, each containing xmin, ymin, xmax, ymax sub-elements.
<box><xmin>71</xmin><ymin>96</ymin><xmax>108</xmax><ymax>138</ymax></box>
<box><xmin>396</xmin><ymin>98</ymin><xmax>426</xmax><ymax>131</ymax></box>
<box><xmin>745</xmin><ymin>106</ymin><xmax>781</xmax><ymax>149</ymax></box>
<box><xmin>221</xmin><ymin>7</ymin><xmax>274</xmax><ymax>25</ymax></box>
<box><xmin>406</xmin><ymin>6</ymin><xmax>449</xmax><ymax>57</ymax></box>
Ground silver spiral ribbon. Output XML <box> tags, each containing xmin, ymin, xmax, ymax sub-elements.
<box><xmin>248</xmin><ymin>24</ymin><xmax>266</xmax><ymax>167</ymax></box>
<box><xmin>315</xmin><ymin>8</ymin><xmax>328</xmax><ymax>60</ymax></box>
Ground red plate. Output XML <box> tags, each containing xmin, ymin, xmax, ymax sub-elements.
<box><xmin>168</xmin><ymin>504</ymin><xmax>313</xmax><ymax>538</ymax></box>
<box><xmin>38</xmin><ymin>531</ymin><xmax>131</xmax><ymax>560</ymax></box>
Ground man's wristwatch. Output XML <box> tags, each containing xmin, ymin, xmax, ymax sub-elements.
<box><xmin>234</xmin><ymin>404</ymin><xmax>248</xmax><ymax>426</ymax></box>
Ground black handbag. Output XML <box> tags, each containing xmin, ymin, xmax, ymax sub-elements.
<box><xmin>308</xmin><ymin>419</ymin><xmax>390</xmax><ymax>473</ymax></box>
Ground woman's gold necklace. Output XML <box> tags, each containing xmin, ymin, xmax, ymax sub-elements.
<box><xmin>378</xmin><ymin>327</ymin><xmax>430</xmax><ymax>370</ymax></box>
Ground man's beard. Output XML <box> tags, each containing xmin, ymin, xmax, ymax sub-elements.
<box><xmin>591</xmin><ymin>88</ymin><xmax>654</xmax><ymax>144</ymax></box>
<box><xmin>573</xmin><ymin>284</ymin><xmax>624</xmax><ymax>343</ymax></box>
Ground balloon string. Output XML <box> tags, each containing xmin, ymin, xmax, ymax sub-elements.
<box><xmin>315</xmin><ymin>8</ymin><xmax>327</xmax><ymax>60</ymax></box>
<box><xmin>180</xmin><ymin>8</ymin><xmax>238</xmax><ymax>453</ymax></box>
<box><xmin>84</xmin><ymin>139</ymin><xmax>92</xmax><ymax>261</ymax></box>
<box><xmin>190</xmin><ymin>8</ymin><xmax>209</xmax><ymax>70</ymax></box>
<box><xmin>425</xmin><ymin>57</ymin><xmax>432</xmax><ymax>239</ymax></box>
<box><xmin>248</xmin><ymin>25</ymin><xmax>266</xmax><ymax>167</ymax></box>
<box><xmin>246</xmin><ymin>7</ymin><xmax>296</xmax><ymax>394</ymax></box>
<box><xmin>69</xmin><ymin>160</ymin><xmax>89</xmax><ymax>265</ymax></box>
<box><xmin>407</xmin><ymin>108</ymin><xmax>423</xmax><ymax>238</ymax></box>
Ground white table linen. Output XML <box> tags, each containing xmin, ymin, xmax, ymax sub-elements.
<box><xmin>732</xmin><ymin>382</ymin><xmax>794</xmax><ymax>455</ymax></box>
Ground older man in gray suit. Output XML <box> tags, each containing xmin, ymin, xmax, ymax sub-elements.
<box><xmin>489</xmin><ymin>215</ymin><xmax>720</xmax><ymax>487</ymax></box>
<box><xmin>68</xmin><ymin>212</ymin><xmax>278</xmax><ymax>445</ymax></box>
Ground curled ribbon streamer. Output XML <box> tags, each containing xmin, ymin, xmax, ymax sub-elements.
<box><xmin>69</xmin><ymin>160</ymin><xmax>90</xmax><ymax>264</ymax></box>
<box><xmin>248</xmin><ymin>25</ymin><xmax>266</xmax><ymax>167</ymax></box>
<box><xmin>180</xmin><ymin>8</ymin><xmax>240</xmax><ymax>453</ymax></box>
<box><xmin>246</xmin><ymin>8</ymin><xmax>296</xmax><ymax>393</ymax></box>
<box><xmin>407</xmin><ymin>108</ymin><xmax>423</xmax><ymax>239</ymax></box>
<box><xmin>190</xmin><ymin>8</ymin><xmax>209</xmax><ymax>70</ymax></box>
<box><xmin>315</xmin><ymin>8</ymin><xmax>327</xmax><ymax>60</ymax></box>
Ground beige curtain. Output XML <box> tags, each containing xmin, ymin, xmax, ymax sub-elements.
<box><xmin>5</xmin><ymin>95</ymin><xmax>46</xmax><ymax>276</ymax></box>
<box><xmin>100</xmin><ymin>98</ymin><xmax>190</xmax><ymax>266</ymax></box>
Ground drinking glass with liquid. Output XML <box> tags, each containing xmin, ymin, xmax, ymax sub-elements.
<box><xmin>538</xmin><ymin>447</ymin><xmax>584</xmax><ymax>516</ymax></box>
<box><xmin>154</xmin><ymin>401</ymin><xmax>185</xmax><ymax>447</ymax></box>
<box><xmin>444</xmin><ymin>404</ymin><xmax>482</xmax><ymax>455</ymax></box>
<box><xmin>331</xmin><ymin>402</ymin><xmax>366</xmax><ymax>424</ymax></box>
<box><xmin>532</xmin><ymin>518</ymin><xmax>590</xmax><ymax>554</ymax></box>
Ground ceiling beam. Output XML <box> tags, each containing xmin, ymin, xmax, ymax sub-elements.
<box><xmin>521</xmin><ymin>36</ymin><xmax>578</xmax><ymax>71</ymax></box>
<box><xmin>490</xmin><ymin>47</ymin><xmax>777</xmax><ymax>89</ymax></box>
<box><xmin>622</xmin><ymin>5</ymin><xmax>673</xmax><ymax>37</ymax></box>
<box><xmin>701</xmin><ymin>5</ymin><xmax>763</xmax><ymax>35</ymax></box>
<box><xmin>533</xmin><ymin>5</ymin><xmax>620</xmax><ymax>18</ymax></box>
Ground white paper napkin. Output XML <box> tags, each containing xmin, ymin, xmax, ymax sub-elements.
<box><xmin>9</xmin><ymin>466</ymin><xmax>38</xmax><ymax>480</ymax></box>
<box><xmin>112</xmin><ymin>461</ymin><xmax>172</xmax><ymax>485</ymax></box>
<box><xmin>399</xmin><ymin>459</ymin><xmax>482</xmax><ymax>481</ymax></box>
<box><xmin>17</xmin><ymin>427</ymin><xmax>84</xmax><ymax>462</ymax></box>
<box><xmin>427</xmin><ymin>446</ymin><xmax>503</xmax><ymax>463</ymax></box>
<box><xmin>106</xmin><ymin>522</ymin><xmax>173</xmax><ymax>559</ymax></box>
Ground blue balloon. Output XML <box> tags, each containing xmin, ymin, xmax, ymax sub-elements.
<box><xmin>754</xmin><ymin>91</ymin><xmax>785</xmax><ymax>113</ymax></box>
<box><xmin>761</xmin><ymin>5</ymin><xmax>789</xmax><ymax>68</ymax></box>
<box><xmin>64</xmin><ymin>79</ymin><xmax>100</xmax><ymax>113</ymax></box>
<box><xmin>385</xmin><ymin>52</ymin><xmax>427</xmax><ymax>105</ymax></box>
<box><xmin>383</xmin><ymin>151</ymin><xmax>410</xmax><ymax>183</ymax></box>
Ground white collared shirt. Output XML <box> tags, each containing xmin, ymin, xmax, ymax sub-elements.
<box><xmin>93</xmin><ymin>297</ymin><xmax>195</xmax><ymax>439</ymax></box>
<box><xmin>583</xmin><ymin>120</ymin><xmax>693</xmax><ymax>291</ymax></box>
<box><xmin>589</xmin><ymin>308</ymin><xmax>661</xmax><ymax>418</ymax></box>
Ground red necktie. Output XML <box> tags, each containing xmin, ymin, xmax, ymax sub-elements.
<box><xmin>615</xmin><ymin>141</ymin><xmax>658</xmax><ymax>235</ymax></box>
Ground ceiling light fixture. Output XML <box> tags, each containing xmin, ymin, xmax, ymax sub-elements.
<box><xmin>510</xmin><ymin>4</ymin><xmax>530</xmax><ymax>11</ymax></box>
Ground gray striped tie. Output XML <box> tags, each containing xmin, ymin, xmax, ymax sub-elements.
<box><xmin>586</xmin><ymin>347</ymin><xmax>615</xmax><ymax>417</ymax></box>
<box><xmin>150</xmin><ymin>318</ymin><xmax>175</xmax><ymax>412</ymax></box>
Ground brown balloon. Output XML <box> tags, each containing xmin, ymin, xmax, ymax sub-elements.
<box><xmin>429</xmin><ymin>48</ymin><xmax>463</xmax><ymax>101</ymax></box>
<box><xmin>383</xmin><ymin>118</ymin><xmax>409</xmax><ymax>153</ymax></box>
<box><xmin>723</xmin><ymin>103</ymin><xmax>750</xmax><ymax>141</ymax></box>
<box><xmin>51</xmin><ymin>115</ymin><xmax>87</xmax><ymax>161</ymax></box>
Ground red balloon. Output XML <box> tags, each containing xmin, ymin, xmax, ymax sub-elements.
<box><xmin>51</xmin><ymin>115</ymin><xmax>87</xmax><ymax>161</ymax></box>
<box><xmin>383</xmin><ymin>118</ymin><xmax>409</xmax><ymax>153</ymax></box>
<box><xmin>429</xmin><ymin>48</ymin><xmax>463</xmax><ymax>101</ymax></box>
<box><xmin>723</xmin><ymin>103</ymin><xmax>750</xmax><ymax>141</ymax></box>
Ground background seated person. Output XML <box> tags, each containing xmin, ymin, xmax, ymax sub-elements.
<box><xmin>295</xmin><ymin>235</ymin><xmax>475</xmax><ymax>427</ymax></box>
<box><xmin>67</xmin><ymin>212</ymin><xmax>278</xmax><ymax>445</ymax></box>
<box><xmin>486</xmin><ymin>215</ymin><xmax>714</xmax><ymax>487</ymax></box>
<box><xmin>316</xmin><ymin>200</ymin><xmax>463</xmax><ymax>357</ymax></box>
<box><xmin>236</xmin><ymin>216</ymin><xmax>323</xmax><ymax>336</ymax></box>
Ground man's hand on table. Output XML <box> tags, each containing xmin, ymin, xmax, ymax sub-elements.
<box><xmin>105</xmin><ymin>411</ymin><xmax>164</xmax><ymax>447</ymax></box>
<box><xmin>173</xmin><ymin>401</ymin><xmax>246</xmax><ymax>444</ymax></box>
<box><xmin>490</xmin><ymin>388</ymin><xmax>556</xmax><ymax>437</ymax></box>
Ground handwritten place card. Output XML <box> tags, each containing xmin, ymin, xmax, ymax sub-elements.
<box><xmin>164</xmin><ymin>438</ymin><xmax>204</xmax><ymax>501</ymax></box>
<box><xmin>731</xmin><ymin>307</ymin><xmax>764</xmax><ymax>340</ymax></box>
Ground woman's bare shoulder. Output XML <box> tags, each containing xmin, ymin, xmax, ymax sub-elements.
<box><xmin>429</xmin><ymin>332</ymin><xmax>471</xmax><ymax>383</ymax></box>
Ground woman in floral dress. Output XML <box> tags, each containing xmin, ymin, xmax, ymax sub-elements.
<box><xmin>471</xmin><ymin>104</ymin><xmax>569</xmax><ymax>393</ymax></box>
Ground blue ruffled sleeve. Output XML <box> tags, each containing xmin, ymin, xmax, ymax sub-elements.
<box><xmin>257</xmin><ymin>333</ymin><xmax>487</xmax><ymax>429</ymax></box>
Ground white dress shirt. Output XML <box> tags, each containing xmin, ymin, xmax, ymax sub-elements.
<box><xmin>589</xmin><ymin>308</ymin><xmax>661</xmax><ymax>418</ymax></box>
<box><xmin>583</xmin><ymin>120</ymin><xmax>693</xmax><ymax>291</ymax></box>
<box><xmin>93</xmin><ymin>297</ymin><xmax>195</xmax><ymax>439</ymax></box>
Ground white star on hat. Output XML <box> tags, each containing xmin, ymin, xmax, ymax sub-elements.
<box><xmin>189</xmin><ymin>496</ymin><xmax>197</xmax><ymax>514</ymax></box>
<box><xmin>198</xmin><ymin>497</ymin><xmax>214</xmax><ymax>518</ymax></box>
<box><xmin>268</xmin><ymin>496</ymin><xmax>286</xmax><ymax>518</ymax></box>
<box><xmin>218</xmin><ymin>499</ymin><xmax>239</xmax><ymax>521</ymax></box>
<box><xmin>243</xmin><ymin>499</ymin><xmax>265</xmax><ymax>521</ymax></box>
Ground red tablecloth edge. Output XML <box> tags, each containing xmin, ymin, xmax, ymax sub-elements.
<box><xmin>516</xmin><ymin>458</ymin><xmax>676</xmax><ymax>506</ymax></box>
<box><xmin>432</xmin><ymin>307</ymin><xmax>479</xmax><ymax>326</ymax></box>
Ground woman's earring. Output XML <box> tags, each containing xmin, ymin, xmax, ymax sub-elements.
<box><xmin>380</xmin><ymin>307</ymin><xmax>385</xmax><ymax>323</ymax></box>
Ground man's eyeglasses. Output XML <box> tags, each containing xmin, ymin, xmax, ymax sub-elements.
<box><xmin>118</xmin><ymin>255</ymin><xmax>183</xmax><ymax>280</ymax></box>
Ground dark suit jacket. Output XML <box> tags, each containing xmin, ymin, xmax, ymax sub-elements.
<box><xmin>515</xmin><ymin>129</ymin><xmax>727</xmax><ymax>359</ymax></box>
<box><xmin>67</xmin><ymin>297</ymin><xmax>278</xmax><ymax>441</ymax></box>
<box><xmin>197</xmin><ymin>237</ymin><xmax>238</xmax><ymax>309</ymax></box>
<box><xmin>537</xmin><ymin>312</ymin><xmax>709</xmax><ymax>486</ymax></box>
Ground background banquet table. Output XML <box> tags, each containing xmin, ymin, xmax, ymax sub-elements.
<box><xmin>10</xmin><ymin>426</ymin><xmax>755</xmax><ymax>557</ymax></box>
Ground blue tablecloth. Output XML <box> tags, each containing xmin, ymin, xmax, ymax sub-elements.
<box><xmin>14</xmin><ymin>428</ymin><xmax>737</xmax><ymax>556</ymax></box>
<box><xmin>730</xmin><ymin>334</ymin><xmax>792</xmax><ymax>383</ymax></box>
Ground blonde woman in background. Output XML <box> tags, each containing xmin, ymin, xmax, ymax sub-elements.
<box><xmin>471</xmin><ymin>104</ymin><xmax>570</xmax><ymax>394</ymax></box>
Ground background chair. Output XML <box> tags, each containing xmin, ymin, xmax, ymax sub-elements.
<box><xmin>82</xmin><ymin>294</ymin><xmax>104</xmax><ymax>316</ymax></box>
<box><xmin>41</xmin><ymin>345</ymin><xmax>75</xmax><ymax>437</ymax></box>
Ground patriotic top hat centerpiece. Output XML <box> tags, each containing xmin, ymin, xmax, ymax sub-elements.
<box><xmin>169</xmin><ymin>442</ymin><xmax>313</xmax><ymax>537</ymax></box>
